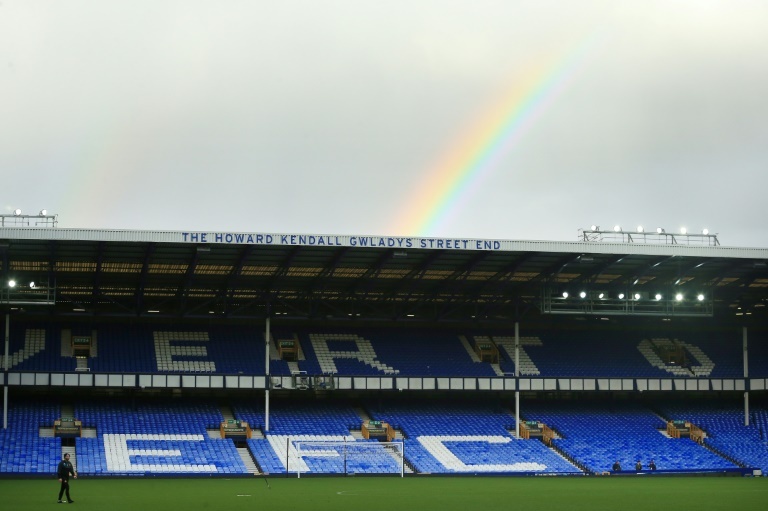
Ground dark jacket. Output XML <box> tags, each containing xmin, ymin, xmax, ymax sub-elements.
<box><xmin>57</xmin><ymin>460</ymin><xmax>74</xmax><ymax>480</ymax></box>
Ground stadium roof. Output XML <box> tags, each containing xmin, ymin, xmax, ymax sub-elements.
<box><xmin>1</xmin><ymin>227</ymin><xmax>767</xmax><ymax>324</ymax></box>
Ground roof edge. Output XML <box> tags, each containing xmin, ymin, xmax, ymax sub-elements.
<box><xmin>1</xmin><ymin>227</ymin><xmax>767</xmax><ymax>259</ymax></box>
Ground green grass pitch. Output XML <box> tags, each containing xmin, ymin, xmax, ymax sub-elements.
<box><xmin>2</xmin><ymin>476</ymin><xmax>766</xmax><ymax>511</ymax></box>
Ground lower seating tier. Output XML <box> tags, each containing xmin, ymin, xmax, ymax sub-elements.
<box><xmin>76</xmin><ymin>434</ymin><xmax>248</xmax><ymax>475</ymax></box>
<box><xmin>0</xmin><ymin>398</ymin><xmax>762</xmax><ymax>476</ymax></box>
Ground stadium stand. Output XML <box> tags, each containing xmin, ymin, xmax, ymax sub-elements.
<box><xmin>0</xmin><ymin>399</ymin><xmax>61</xmax><ymax>474</ymax></box>
<box><xmin>3</xmin><ymin>324</ymin><xmax>74</xmax><ymax>372</ymax></box>
<box><xmin>523</xmin><ymin>401</ymin><xmax>739</xmax><ymax>474</ymax></box>
<box><xmin>0</xmin><ymin>393</ymin><xmax>764</xmax><ymax>477</ymax></box>
<box><xmin>368</xmin><ymin>400</ymin><xmax>581</xmax><ymax>474</ymax></box>
<box><xmin>237</xmin><ymin>400</ymin><xmax>401</xmax><ymax>475</ymax></box>
<box><xmin>2</xmin><ymin>322</ymin><xmax>296</xmax><ymax>375</ymax></box>
<box><xmin>73</xmin><ymin>399</ymin><xmax>249</xmax><ymax>475</ymax></box>
<box><xmin>748</xmin><ymin>332</ymin><xmax>768</xmax><ymax>377</ymax></box>
<box><xmin>653</xmin><ymin>400</ymin><xmax>768</xmax><ymax>474</ymax></box>
<box><xmin>0</xmin><ymin>322</ymin><xmax>764</xmax><ymax>477</ymax></box>
<box><xmin>2</xmin><ymin>322</ymin><xmax>754</xmax><ymax>379</ymax></box>
<box><xmin>1</xmin><ymin>218</ymin><xmax>766</xmax><ymax>480</ymax></box>
<box><xmin>492</xmin><ymin>330</ymin><xmax>743</xmax><ymax>378</ymax></box>
<box><xmin>291</xmin><ymin>329</ymin><xmax>497</xmax><ymax>377</ymax></box>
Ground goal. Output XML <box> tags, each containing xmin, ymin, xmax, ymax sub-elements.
<box><xmin>292</xmin><ymin>440</ymin><xmax>405</xmax><ymax>477</ymax></box>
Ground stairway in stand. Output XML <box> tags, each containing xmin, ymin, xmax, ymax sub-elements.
<box><xmin>237</xmin><ymin>446</ymin><xmax>260</xmax><ymax>474</ymax></box>
<box><xmin>59</xmin><ymin>404</ymin><xmax>77</xmax><ymax>470</ymax></box>
<box><xmin>220</xmin><ymin>404</ymin><xmax>235</xmax><ymax>422</ymax></box>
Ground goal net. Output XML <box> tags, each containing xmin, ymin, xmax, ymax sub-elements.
<box><xmin>291</xmin><ymin>440</ymin><xmax>405</xmax><ymax>477</ymax></box>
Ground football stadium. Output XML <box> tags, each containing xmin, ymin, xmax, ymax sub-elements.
<box><xmin>1</xmin><ymin>217</ymin><xmax>767</xmax><ymax>509</ymax></box>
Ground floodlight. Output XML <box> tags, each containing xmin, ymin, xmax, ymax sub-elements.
<box><xmin>29</xmin><ymin>281</ymin><xmax>36</xmax><ymax>288</ymax></box>
<box><xmin>13</xmin><ymin>209</ymin><xmax>21</xmax><ymax>216</ymax></box>
<box><xmin>598</xmin><ymin>293</ymin><xmax>605</xmax><ymax>299</ymax></box>
<box><xmin>618</xmin><ymin>293</ymin><xmax>625</xmax><ymax>299</ymax></box>
<box><xmin>680</xmin><ymin>227</ymin><xmax>687</xmax><ymax>234</ymax></box>
<box><xmin>697</xmin><ymin>294</ymin><xmax>705</xmax><ymax>301</ymax></box>
<box><xmin>637</xmin><ymin>226</ymin><xmax>644</xmax><ymax>233</ymax></box>
<box><xmin>634</xmin><ymin>293</ymin><xmax>641</xmax><ymax>300</ymax></box>
<box><xmin>702</xmin><ymin>228</ymin><xmax>709</xmax><ymax>235</ymax></box>
<box><xmin>579</xmin><ymin>291</ymin><xmax>587</xmax><ymax>299</ymax></box>
<box><xmin>562</xmin><ymin>291</ymin><xmax>569</xmax><ymax>298</ymax></box>
<box><xmin>39</xmin><ymin>209</ymin><xmax>47</xmax><ymax>216</ymax></box>
<box><xmin>8</xmin><ymin>279</ymin><xmax>16</xmax><ymax>288</ymax></box>
<box><xmin>675</xmin><ymin>293</ymin><xmax>683</xmax><ymax>301</ymax></box>
<box><xmin>655</xmin><ymin>293</ymin><xmax>662</xmax><ymax>301</ymax></box>
<box><xmin>591</xmin><ymin>225</ymin><xmax>598</xmax><ymax>231</ymax></box>
<box><xmin>656</xmin><ymin>227</ymin><xmax>664</xmax><ymax>234</ymax></box>
<box><xmin>613</xmin><ymin>225</ymin><xmax>621</xmax><ymax>232</ymax></box>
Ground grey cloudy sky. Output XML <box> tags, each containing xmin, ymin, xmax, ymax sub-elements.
<box><xmin>2</xmin><ymin>1</ymin><xmax>767</xmax><ymax>247</ymax></box>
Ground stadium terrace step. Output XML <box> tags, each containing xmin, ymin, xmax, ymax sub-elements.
<box><xmin>220</xmin><ymin>405</ymin><xmax>236</xmax><ymax>422</ymax></box>
<box><xmin>237</xmin><ymin>446</ymin><xmax>259</xmax><ymax>474</ymax></box>
<box><xmin>356</xmin><ymin>407</ymin><xmax>372</xmax><ymax>422</ymax></box>
<box><xmin>75</xmin><ymin>357</ymin><xmax>89</xmax><ymax>371</ymax></box>
<box><xmin>61</xmin><ymin>447</ymin><xmax>77</xmax><ymax>470</ymax></box>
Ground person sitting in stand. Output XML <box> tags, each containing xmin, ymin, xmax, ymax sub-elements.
<box><xmin>635</xmin><ymin>460</ymin><xmax>642</xmax><ymax>471</ymax></box>
<box><xmin>648</xmin><ymin>459</ymin><xmax>656</xmax><ymax>471</ymax></box>
<box><xmin>612</xmin><ymin>460</ymin><xmax>622</xmax><ymax>472</ymax></box>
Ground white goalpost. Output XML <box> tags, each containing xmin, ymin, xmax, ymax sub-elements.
<box><xmin>291</xmin><ymin>440</ymin><xmax>405</xmax><ymax>478</ymax></box>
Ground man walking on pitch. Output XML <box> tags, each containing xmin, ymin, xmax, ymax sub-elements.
<box><xmin>57</xmin><ymin>452</ymin><xmax>77</xmax><ymax>503</ymax></box>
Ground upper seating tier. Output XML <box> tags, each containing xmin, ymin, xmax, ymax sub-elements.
<box><xmin>1</xmin><ymin>321</ymin><xmax>758</xmax><ymax>378</ymax></box>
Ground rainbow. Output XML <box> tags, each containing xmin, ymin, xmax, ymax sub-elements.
<box><xmin>391</xmin><ymin>37</ymin><xmax>600</xmax><ymax>237</ymax></box>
